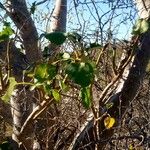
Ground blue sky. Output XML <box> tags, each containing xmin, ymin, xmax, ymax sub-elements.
<box><xmin>0</xmin><ymin>0</ymin><xmax>137</xmax><ymax>42</ymax></box>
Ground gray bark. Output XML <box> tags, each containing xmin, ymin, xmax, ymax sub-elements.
<box><xmin>1</xmin><ymin>0</ymin><xmax>41</xmax><ymax>148</ymax></box>
<box><xmin>7</xmin><ymin>0</ymin><xmax>41</xmax><ymax>62</ymax></box>
<box><xmin>50</xmin><ymin>0</ymin><xmax>67</xmax><ymax>32</ymax></box>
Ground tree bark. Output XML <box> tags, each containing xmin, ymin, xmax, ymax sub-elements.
<box><xmin>135</xmin><ymin>0</ymin><xmax>150</xmax><ymax>18</ymax></box>
<box><xmin>50</xmin><ymin>0</ymin><xmax>67</xmax><ymax>32</ymax></box>
<box><xmin>7</xmin><ymin>0</ymin><xmax>41</xmax><ymax>62</ymax></box>
<box><xmin>2</xmin><ymin>0</ymin><xmax>41</xmax><ymax>148</ymax></box>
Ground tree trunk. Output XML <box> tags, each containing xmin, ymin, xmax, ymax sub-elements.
<box><xmin>3</xmin><ymin>0</ymin><xmax>41</xmax><ymax>149</ymax></box>
<box><xmin>135</xmin><ymin>0</ymin><xmax>150</xmax><ymax>18</ymax></box>
<box><xmin>49</xmin><ymin>0</ymin><xmax>67</xmax><ymax>32</ymax></box>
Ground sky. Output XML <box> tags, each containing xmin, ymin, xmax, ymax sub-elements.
<box><xmin>26</xmin><ymin>0</ymin><xmax>138</xmax><ymax>41</ymax></box>
<box><xmin>0</xmin><ymin>0</ymin><xmax>138</xmax><ymax>43</ymax></box>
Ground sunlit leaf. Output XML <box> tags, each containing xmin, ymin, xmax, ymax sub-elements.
<box><xmin>44</xmin><ymin>32</ymin><xmax>67</xmax><ymax>45</ymax></box>
<box><xmin>140</xmin><ymin>19</ymin><xmax>149</xmax><ymax>33</ymax></box>
<box><xmin>128</xmin><ymin>144</ymin><xmax>134</xmax><ymax>150</ymax></box>
<box><xmin>52</xmin><ymin>89</ymin><xmax>61</xmax><ymax>102</ymax></box>
<box><xmin>132</xmin><ymin>19</ymin><xmax>142</xmax><ymax>35</ymax></box>
<box><xmin>1</xmin><ymin>77</ymin><xmax>17</xmax><ymax>102</ymax></box>
<box><xmin>30</xmin><ymin>82</ymin><xmax>43</xmax><ymax>91</ymax></box>
<box><xmin>62</xmin><ymin>52</ymin><xmax>70</xmax><ymax>60</ymax></box>
<box><xmin>132</xmin><ymin>19</ymin><xmax>149</xmax><ymax>35</ymax></box>
<box><xmin>34</xmin><ymin>63</ymin><xmax>47</xmax><ymax>82</ymax></box>
<box><xmin>104</xmin><ymin>116</ymin><xmax>115</xmax><ymax>129</ymax></box>
<box><xmin>0</xmin><ymin>23</ymin><xmax>14</xmax><ymax>42</ymax></box>
<box><xmin>59</xmin><ymin>81</ymin><xmax>69</xmax><ymax>92</ymax></box>
<box><xmin>80</xmin><ymin>87</ymin><xmax>91</xmax><ymax>109</ymax></box>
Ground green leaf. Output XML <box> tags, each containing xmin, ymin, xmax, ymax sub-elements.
<box><xmin>59</xmin><ymin>81</ymin><xmax>69</xmax><ymax>92</ymax></box>
<box><xmin>34</xmin><ymin>63</ymin><xmax>48</xmax><ymax>82</ymax></box>
<box><xmin>44</xmin><ymin>32</ymin><xmax>67</xmax><ymax>45</ymax></box>
<box><xmin>1</xmin><ymin>77</ymin><xmax>17</xmax><ymax>102</ymax></box>
<box><xmin>30</xmin><ymin>82</ymin><xmax>43</xmax><ymax>91</ymax></box>
<box><xmin>0</xmin><ymin>25</ymin><xmax>14</xmax><ymax>42</ymax></box>
<box><xmin>52</xmin><ymin>89</ymin><xmax>61</xmax><ymax>102</ymax></box>
<box><xmin>34</xmin><ymin>63</ymin><xmax>57</xmax><ymax>83</ymax></box>
<box><xmin>66</xmin><ymin>62</ymin><xmax>94</xmax><ymax>87</ymax></box>
<box><xmin>80</xmin><ymin>87</ymin><xmax>91</xmax><ymax>109</ymax></box>
<box><xmin>43</xmin><ymin>83</ymin><xmax>51</xmax><ymax>95</ymax></box>
<box><xmin>128</xmin><ymin>144</ymin><xmax>134</xmax><ymax>150</ymax></box>
<box><xmin>47</xmin><ymin>64</ymin><xmax>57</xmax><ymax>80</ymax></box>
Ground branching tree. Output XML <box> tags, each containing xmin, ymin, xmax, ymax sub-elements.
<box><xmin>0</xmin><ymin>0</ymin><xmax>150</xmax><ymax>150</ymax></box>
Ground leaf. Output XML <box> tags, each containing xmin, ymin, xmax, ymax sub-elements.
<box><xmin>59</xmin><ymin>81</ymin><xmax>69</xmax><ymax>92</ymax></box>
<box><xmin>1</xmin><ymin>77</ymin><xmax>17</xmax><ymax>102</ymax></box>
<box><xmin>43</xmin><ymin>83</ymin><xmax>51</xmax><ymax>95</ymax></box>
<box><xmin>65</xmin><ymin>62</ymin><xmax>94</xmax><ymax>87</ymax></box>
<box><xmin>34</xmin><ymin>63</ymin><xmax>48</xmax><ymax>82</ymax></box>
<box><xmin>80</xmin><ymin>87</ymin><xmax>91</xmax><ymax>109</ymax></box>
<box><xmin>140</xmin><ymin>19</ymin><xmax>149</xmax><ymax>33</ymax></box>
<box><xmin>44</xmin><ymin>32</ymin><xmax>67</xmax><ymax>45</ymax></box>
<box><xmin>132</xmin><ymin>19</ymin><xmax>149</xmax><ymax>35</ymax></box>
<box><xmin>52</xmin><ymin>89</ymin><xmax>61</xmax><ymax>102</ymax></box>
<box><xmin>62</xmin><ymin>52</ymin><xmax>70</xmax><ymax>60</ymax></box>
<box><xmin>0</xmin><ymin>24</ymin><xmax>14</xmax><ymax>42</ymax></box>
<box><xmin>128</xmin><ymin>144</ymin><xmax>134</xmax><ymax>150</ymax></box>
<box><xmin>47</xmin><ymin>64</ymin><xmax>57</xmax><ymax>80</ymax></box>
<box><xmin>104</xmin><ymin>116</ymin><xmax>115</xmax><ymax>129</ymax></box>
<box><xmin>30</xmin><ymin>82</ymin><xmax>43</xmax><ymax>91</ymax></box>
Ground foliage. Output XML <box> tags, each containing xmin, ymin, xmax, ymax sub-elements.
<box><xmin>80</xmin><ymin>87</ymin><xmax>91</xmax><ymax>108</ymax></box>
<box><xmin>1</xmin><ymin>77</ymin><xmax>17</xmax><ymax>102</ymax></box>
<box><xmin>43</xmin><ymin>32</ymin><xmax>67</xmax><ymax>45</ymax></box>
<box><xmin>104</xmin><ymin>115</ymin><xmax>115</xmax><ymax>129</ymax></box>
<box><xmin>0</xmin><ymin>22</ymin><xmax>14</xmax><ymax>42</ymax></box>
<box><xmin>65</xmin><ymin>61</ymin><xmax>94</xmax><ymax>87</ymax></box>
<box><xmin>1</xmin><ymin>31</ymin><xmax>97</xmax><ymax>108</ymax></box>
<box><xmin>132</xmin><ymin>19</ymin><xmax>150</xmax><ymax>35</ymax></box>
